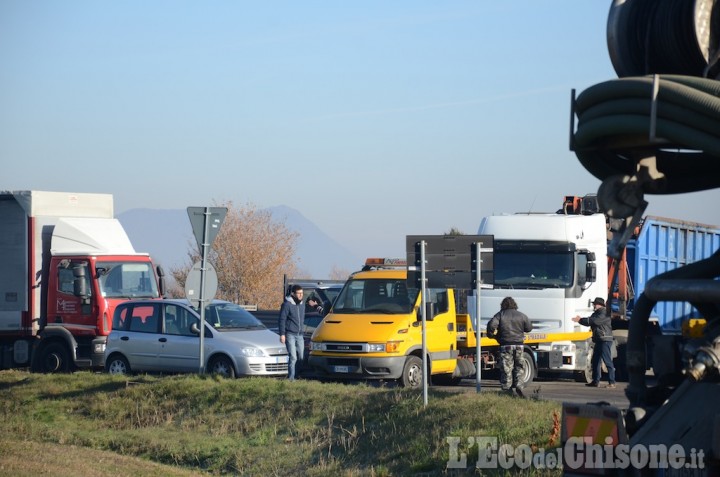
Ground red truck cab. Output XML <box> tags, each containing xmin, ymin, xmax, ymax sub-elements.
<box><xmin>0</xmin><ymin>190</ymin><xmax>164</xmax><ymax>372</ymax></box>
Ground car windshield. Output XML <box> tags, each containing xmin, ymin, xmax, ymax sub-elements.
<box><xmin>332</xmin><ymin>278</ymin><xmax>419</xmax><ymax>314</ymax></box>
<box><xmin>204</xmin><ymin>302</ymin><xmax>266</xmax><ymax>330</ymax></box>
<box><xmin>97</xmin><ymin>261</ymin><xmax>160</xmax><ymax>298</ymax></box>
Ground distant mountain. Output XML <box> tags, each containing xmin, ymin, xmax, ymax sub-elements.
<box><xmin>117</xmin><ymin>207</ymin><xmax>360</xmax><ymax>279</ymax></box>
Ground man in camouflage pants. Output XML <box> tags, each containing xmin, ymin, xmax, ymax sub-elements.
<box><xmin>487</xmin><ymin>297</ymin><xmax>533</xmax><ymax>397</ymax></box>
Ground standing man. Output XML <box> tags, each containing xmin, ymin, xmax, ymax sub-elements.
<box><xmin>278</xmin><ymin>284</ymin><xmax>319</xmax><ymax>381</ymax></box>
<box><xmin>572</xmin><ymin>297</ymin><xmax>616</xmax><ymax>388</ymax></box>
<box><xmin>487</xmin><ymin>297</ymin><xmax>533</xmax><ymax>397</ymax></box>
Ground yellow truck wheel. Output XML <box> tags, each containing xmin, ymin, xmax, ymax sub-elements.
<box><xmin>400</xmin><ymin>355</ymin><xmax>423</xmax><ymax>388</ymax></box>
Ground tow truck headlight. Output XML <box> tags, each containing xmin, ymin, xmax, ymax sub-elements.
<box><xmin>311</xmin><ymin>342</ymin><xmax>323</xmax><ymax>351</ymax></box>
<box><xmin>552</xmin><ymin>343</ymin><xmax>576</xmax><ymax>353</ymax></box>
<box><xmin>368</xmin><ymin>343</ymin><xmax>385</xmax><ymax>352</ymax></box>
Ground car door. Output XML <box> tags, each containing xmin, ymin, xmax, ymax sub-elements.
<box><xmin>157</xmin><ymin>303</ymin><xmax>202</xmax><ymax>372</ymax></box>
<box><xmin>121</xmin><ymin>303</ymin><xmax>162</xmax><ymax>370</ymax></box>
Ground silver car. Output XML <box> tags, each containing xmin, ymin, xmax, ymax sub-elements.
<box><xmin>104</xmin><ymin>299</ymin><xmax>288</xmax><ymax>377</ymax></box>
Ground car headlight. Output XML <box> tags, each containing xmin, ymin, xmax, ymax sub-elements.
<box><xmin>239</xmin><ymin>347</ymin><xmax>264</xmax><ymax>357</ymax></box>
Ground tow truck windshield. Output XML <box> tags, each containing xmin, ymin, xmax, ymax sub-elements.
<box><xmin>332</xmin><ymin>278</ymin><xmax>419</xmax><ymax>314</ymax></box>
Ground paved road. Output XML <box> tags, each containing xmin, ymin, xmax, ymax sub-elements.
<box><xmin>442</xmin><ymin>376</ymin><xmax>631</xmax><ymax>408</ymax></box>
<box><xmin>299</xmin><ymin>369</ymin><xmax>634</xmax><ymax>408</ymax></box>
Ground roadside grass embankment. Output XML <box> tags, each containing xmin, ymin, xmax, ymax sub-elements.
<box><xmin>0</xmin><ymin>370</ymin><xmax>562</xmax><ymax>476</ymax></box>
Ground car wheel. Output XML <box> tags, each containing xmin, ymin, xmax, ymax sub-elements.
<box><xmin>400</xmin><ymin>355</ymin><xmax>423</xmax><ymax>388</ymax></box>
<box><xmin>208</xmin><ymin>356</ymin><xmax>236</xmax><ymax>378</ymax></box>
<box><xmin>106</xmin><ymin>354</ymin><xmax>131</xmax><ymax>375</ymax></box>
<box><xmin>34</xmin><ymin>342</ymin><xmax>72</xmax><ymax>373</ymax></box>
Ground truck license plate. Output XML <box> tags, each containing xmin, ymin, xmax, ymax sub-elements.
<box><xmin>334</xmin><ymin>365</ymin><xmax>349</xmax><ymax>373</ymax></box>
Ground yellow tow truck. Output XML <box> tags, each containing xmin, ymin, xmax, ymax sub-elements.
<box><xmin>308</xmin><ymin>258</ymin><xmax>592</xmax><ymax>388</ymax></box>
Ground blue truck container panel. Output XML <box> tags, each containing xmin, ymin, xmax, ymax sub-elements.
<box><xmin>626</xmin><ymin>216</ymin><xmax>720</xmax><ymax>333</ymax></box>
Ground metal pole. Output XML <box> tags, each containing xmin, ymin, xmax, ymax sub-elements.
<box><xmin>198</xmin><ymin>207</ymin><xmax>210</xmax><ymax>374</ymax></box>
<box><xmin>421</xmin><ymin>240</ymin><xmax>428</xmax><ymax>407</ymax></box>
<box><xmin>475</xmin><ymin>242</ymin><xmax>482</xmax><ymax>393</ymax></box>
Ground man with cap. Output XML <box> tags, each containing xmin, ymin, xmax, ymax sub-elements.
<box><xmin>572</xmin><ymin>297</ymin><xmax>616</xmax><ymax>388</ymax></box>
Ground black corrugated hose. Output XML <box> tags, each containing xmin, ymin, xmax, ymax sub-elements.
<box><xmin>573</xmin><ymin>74</ymin><xmax>720</xmax><ymax>195</ymax></box>
<box><xmin>577</xmin><ymin>0</ymin><xmax>720</xmax><ymax>419</ymax></box>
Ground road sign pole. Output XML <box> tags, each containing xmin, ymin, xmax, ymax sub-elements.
<box><xmin>475</xmin><ymin>242</ymin><xmax>482</xmax><ymax>393</ymax></box>
<box><xmin>187</xmin><ymin>206</ymin><xmax>227</xmax><ymax>375</ymax></box>
<box><xmin>198</xmin><ymin>207</ymin><xmax>211</xmax><ymax>374</ymax></box>
<box><xmin>421</xmin><ymin>240</ymin><xmax>428</xmax><ymax>407</ymax></box>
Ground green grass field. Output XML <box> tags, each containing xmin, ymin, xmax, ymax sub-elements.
<box><xmin>0</xmin><ymin>370</ymin><xmax>563</xmax><ymax>476</ymax></box>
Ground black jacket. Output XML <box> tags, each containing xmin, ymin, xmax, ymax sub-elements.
<box><xmin>278</xmin><ymin>296</ymin><xmax>305</xmax><ymax>335</ymax></box>
<box><xmin>487</xmin><ymin>309</ymin><xmax>533</xmax><ymax>346</ymax></box>
<box><xmin>578</xmin><ymin>306</ymin><xmax>613</xmax><ymax>342</ymax></box>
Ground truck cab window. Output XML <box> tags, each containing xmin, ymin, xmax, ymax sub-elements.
<box><xmin>577</xmin><ymin>253</ymin><xmax>589</xmax><ymax>285</ymax></box>
<box><xmin>494</xmin><ymin>250</ymin><xmax>573</xmax><ymax>289</ymax></box>
<box><xmin>97</xmin><ymin>261</ymin><xmax>159</xmax><ymax>298</ymax></box>
<box><xmin>58</xmin><ymin>268</ymin><xmax>74</xmax><ymax>294</ymax></box>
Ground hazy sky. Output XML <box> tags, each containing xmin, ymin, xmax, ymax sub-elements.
<box><xmin>3</xmin><ymin>1</ymin><xmax>719</xmax><ymax>259</ymax></box>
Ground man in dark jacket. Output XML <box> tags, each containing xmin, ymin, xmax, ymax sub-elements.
<box><xmin>572</xmin><ymin>297</ymin><xmax>616</xmax><ymax>388</ymax></box>
<box><xmin>278</xmin><ymin>285</ymin><xmax>319</xmax><ymax>381</ymax></box>
<box><xmin>487</xmin><ymin>297</ymin><xmax>533</xmax><ymax>397</ymax></box>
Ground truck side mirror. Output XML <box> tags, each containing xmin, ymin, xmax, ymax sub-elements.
<box><xmin>427</xmin><ymin>302</ymin><xmax>437</xmax><ymax>321</ymax></box>
<box><xmin>417</xmin><ymin>302</ymin><xmax>436</xmax><ymax>321</ymax></box>
<box><xmin>586</xmin><ymin>262</ymin><xmax>597</xmax><ymax>283</ymax></box>
<box><xmin>156</xmin><ymin>265</ymin><xmax>166</xmax><ymax>297</ymax></box>
<box><xmin>73</xmin><ymin>265</ymin><xmax>88</xmax><ymax>299</ymax></box>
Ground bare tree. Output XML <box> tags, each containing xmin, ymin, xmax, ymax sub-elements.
<box><xmin>445</xmin><ymin>227</ymin><xmax>465</xmax><ymax>236</ymax></box>
<box><xmin>329</xmin><ymin>265</ymin><xmax>352</xmax><ymax>280</ymax></box>
<box><xmin>170</xmin><ymin>202</ymin><xmax>299</xmax><ymax>309</ymax></box>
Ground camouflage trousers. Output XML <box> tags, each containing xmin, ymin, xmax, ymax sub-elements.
<box><xmin>499</xmin><ymin>345</ymin><xmax>525</xmax><ymax>390</ymax></box>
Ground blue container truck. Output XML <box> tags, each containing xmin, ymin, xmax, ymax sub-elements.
<box><xmin>624</xmin><ymin>216</ymin><xmax>720</xmax><ymax>333</ymax></box>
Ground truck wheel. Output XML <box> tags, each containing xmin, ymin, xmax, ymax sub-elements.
<box><xmin>400</xmin><ymin>356</ymin><xmax>423</xmax><ymax>388</ymax></box>
<box><xmin>573</xmin><ymin>369</ymin><xmax>592</xmax><ymax>383</ymax></box>
<box><xmin>519</xmin><ymin>351</ymin><xmax>536</xmax><ymax>387</ymax></box>
<box><xmin>208</xmin><ymin>356</ymin><xmax>236</xmax><ymax>378</ymax></box>
<box><xmin>574</xmin><ymin>348</ymin><xmax>593</xmax><ymax>383</ymax></box>
<box><xmin>613</xmin><ymin>331</ymin><xmax>629</xmax><ymax>382</ymax></box>
<box><xmin>106</xmin><ymin>354</ymin><xmax>131</xmax><ymax>375</ymax></box>
<box><xmin>36</xmin><ymin>342</ymin><xmax>72</xmax><ymax>373</ymax></box>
